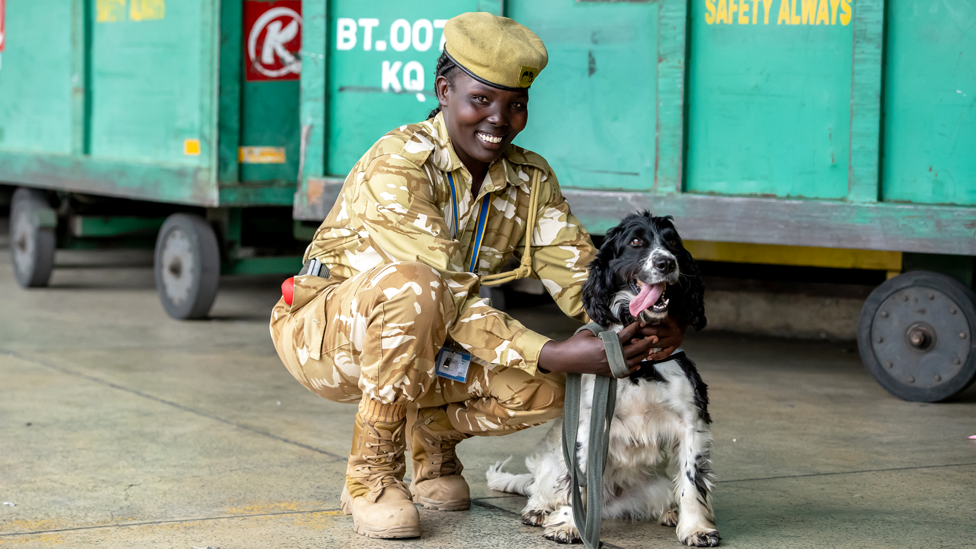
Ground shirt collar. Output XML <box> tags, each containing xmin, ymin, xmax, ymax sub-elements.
<box><xmin>428</xmin><ymin>112</ymin><xmax>465</xmax><ymax>174</ymax></box>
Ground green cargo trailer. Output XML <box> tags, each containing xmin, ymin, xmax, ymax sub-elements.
<box><xmin>0</xmin><ymin>0</ymin><xmax>305</xmax><ymax>318</ymax></box>
<box><xmin>292</xmin><ymin>0</ymin><xmax>976</xmax><ymax>401</ymax></box>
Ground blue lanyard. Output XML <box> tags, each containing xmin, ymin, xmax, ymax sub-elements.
<box><xmin>447</xmin><ymin>172</ymin><xmax>491</xmax><ymax>273</ymax></box>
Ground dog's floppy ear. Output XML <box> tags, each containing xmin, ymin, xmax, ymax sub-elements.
<box><xmin>672</xmin><ymin>240</ymin><xmax>707</xmax><ymax>332</ymax></box>
<box><xmin>583</xmin><ymin>226</ymin><xmax>623</xmax><ymax>329</ymax></box>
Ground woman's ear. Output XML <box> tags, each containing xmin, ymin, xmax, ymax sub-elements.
<box><xmin>435</xmin><ymin>75</ymin><xmax>450</xmax><ymax>111</ymax></box>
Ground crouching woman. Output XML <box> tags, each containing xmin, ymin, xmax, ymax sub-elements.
<box><xmin>269</xmin><ymin>12</ymin><xmax>685</xmax><ymax>539</ymax></box>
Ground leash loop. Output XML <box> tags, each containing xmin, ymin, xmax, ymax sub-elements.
<box><xmin>561</xmin><ymin>322</ymin><xmax>628</xmax><ymax>549</ymax></box>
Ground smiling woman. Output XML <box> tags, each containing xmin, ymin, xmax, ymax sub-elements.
<box><xmin>268</xmin><ymin>10</ymin><xmax>687</xmax><ymax>542</ymax></box>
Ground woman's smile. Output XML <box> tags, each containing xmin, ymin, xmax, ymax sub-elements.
<box><xmin>477</xmin><ymin>132</ymin><xmax>505</xmax><ymax>145</ymax></box>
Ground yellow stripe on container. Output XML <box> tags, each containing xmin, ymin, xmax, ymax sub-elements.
<box><xmin>683</xmin><ymin>241</ymin><xmax>902</xmax><ymax>272</ymax></box>
<box><xmin>239</xmin><ymin>147</ymin><xmax>287</xmax><ymax>164</ymax></box>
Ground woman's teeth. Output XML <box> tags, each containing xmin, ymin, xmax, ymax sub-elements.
<box><xmin>478</xmin><ymin>132</ymin><xmax>503</xmax><ymax>144</ymax></box>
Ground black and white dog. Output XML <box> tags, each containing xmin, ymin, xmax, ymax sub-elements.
<box><xmin>487</xmin><ymin>212</ymin><xmax>719</xmax><ymax>547</ymax></box>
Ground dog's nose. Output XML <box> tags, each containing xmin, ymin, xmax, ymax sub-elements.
<box><xmin>654</xmin><ymin>256</ymin><xmax>676</xmax><ymax>274</ymax></box>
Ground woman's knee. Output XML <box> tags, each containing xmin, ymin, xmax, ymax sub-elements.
<box><xmin>360</xmin><ymin>262</ymin><xmax>455</xmax><ymax>327</ymax></box>
<box><xmin>496</xmin><ymin>371</ymin><xmax>566</xmax><ymax>416</ymax></box>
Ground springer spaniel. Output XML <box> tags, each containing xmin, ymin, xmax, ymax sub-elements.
<box><xmin>487</xmin><ymin>212</ymin><xmax>719</xmax><ymax>546</ymax></box>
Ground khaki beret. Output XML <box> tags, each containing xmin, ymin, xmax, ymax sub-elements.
<box><xmin>443</xmin><ymin>12</ymin><xmax>548</xmax><ymax>91</ymax></box>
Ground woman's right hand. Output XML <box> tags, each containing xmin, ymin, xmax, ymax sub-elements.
<box><xmin>537</xmin><ymin>323</ymin><xmax>659</xmax><ymax>377</ymax></box>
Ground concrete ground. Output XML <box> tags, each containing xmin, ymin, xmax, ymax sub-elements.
<box><xmin>1</xmin><ymin>222</ymin><xmax>975</xmax><ymax>549</ymax></box>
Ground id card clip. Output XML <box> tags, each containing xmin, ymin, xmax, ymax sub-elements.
<box><xmin>435</xmin><ymin>346</ymin><xmax>471</xmax><ymax>382</ymax></box>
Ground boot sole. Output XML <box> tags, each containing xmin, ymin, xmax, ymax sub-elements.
<box><xmin>414</xmin><ymin>495</ymin><xmax>471</xmax><ymax>511</ymax></box>
<box><xmin>353</xmin><ymin>517</ymin><xmax>421</xmax><ymax>539</ymax></box>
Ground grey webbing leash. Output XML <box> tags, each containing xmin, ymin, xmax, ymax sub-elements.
<box><xmin>561</xmin><ymin>322</ymin><xmax>631</xmax><ymax>549</ymax></box>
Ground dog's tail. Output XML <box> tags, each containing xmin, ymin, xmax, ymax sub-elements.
<box><xmin>486</xmin><ymin>457</ymin><xmax>534</xmax><ymax>497</ymax></box>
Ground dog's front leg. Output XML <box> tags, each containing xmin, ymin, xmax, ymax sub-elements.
<box><xmin>674</xmin><ymin>423</ymin><xmax>720</xmax><ymax>547</ymax></box>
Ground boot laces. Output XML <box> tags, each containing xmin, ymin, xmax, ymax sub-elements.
<box><xmin>425</xmin><ymin>427</ymin><xmax>467</xmax><ymax>476</ymax></box>
<box><xmin>359</xmin><ymin>422</ymin><xmax>406</xmax><ymax>487</ymax></box>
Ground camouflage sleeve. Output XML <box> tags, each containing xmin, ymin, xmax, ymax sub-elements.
<box><xmin>354</xmin><ymin>155</ymin><xmax>552</xmax><ymax>376</ymax></box>
<box><xmin>525</xmin><ymin>168</ymin><xmax>597</xmax><ymax>323</ymax></box>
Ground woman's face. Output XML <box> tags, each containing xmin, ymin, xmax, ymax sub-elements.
<box><xmin>436</xmin><ymin>72</ymin><xmax>529</xmax><ymax>171</ymax></box>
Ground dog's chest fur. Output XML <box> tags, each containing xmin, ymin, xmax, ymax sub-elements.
<box><xmin>578</xmin><ymin>360</ymin><xmax>697</xmax><ymax>493</ymax></box>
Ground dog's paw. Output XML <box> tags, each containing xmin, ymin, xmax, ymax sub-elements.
<box><xmin>680</xmin><ymin>530</ymin><xmax>720</xmax><ymax>547</ymax></box>
<box><xmin>521</xmin><ymin>509</ymin><xmax>548</xmax><ymax>527</ymax></box>
<box><xmin>543</xmin><ymin>525</ymin><xmax>582</xmax><ymax>544</ymax></box>
<box><xmin>658</xmin><ymin>509</ymin><xmax>679</xmax><ymax>527</ymax></box>
<box><xmin>542</xmin><ymin>506</ymin><xmax>581</xmax><ymax>544</ymax></box>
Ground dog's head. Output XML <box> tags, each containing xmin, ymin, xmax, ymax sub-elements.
<box><xmin>582</xmin><ymin>211</ymin><xmax>706</xmax><ymax>332</ymax></box>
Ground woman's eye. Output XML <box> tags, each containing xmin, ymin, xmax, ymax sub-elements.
<box><xmin>473</xmin><ymin>95</ymin><xmax>488</xmax><ymax>104</ymax></box>
<box><xmin>629</xmin><ymin>238</ymin><xmax>642</xmax><ymax>246</ymax></box>
<box><xmin>512</xmin><ymin>102</ymin><xmax>524</xmax><ymax>109</ymax></box>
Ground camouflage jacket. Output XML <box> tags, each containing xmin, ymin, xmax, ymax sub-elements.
<box><xmin>305</xmin><ymin>112</ymin><xmax>596</xmax><ymax>375</ymax></box>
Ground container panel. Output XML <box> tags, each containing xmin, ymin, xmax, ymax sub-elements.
<box><xmin>239</xmin><ymin>0</ymin><xmax>301</xmax><ymax>183</ymax></box>
<box><xmin>240</xmin><ymin>80</ymin><xmax>300</xmax><ymax>182</ymax></box>
<box><xmin>506</xmin><ymin>0</ymin><xmax>659</xmax><ymax>191</ymax></box>
<box><xmin>0</xmin><ymin>1</ymin><xmax>73</xmax><ymax>155</ymax></box>
<box><xmin>882</xmin><ymin>0</ymin><xmax>976</xmax><ymax>206</ymax></box>
<box><xmin>325</xmin><ymin>0</ymin><xmax>481</xmax><ymax>177</ymax></box>
<box><xmin>88</xmin><ymin>0</ymin><xmax>209</xmax><ymax>166</ymax></box>
<box><xmin>686</xmin><ymin>0</ymin><xmax>854</xmax><ymax>199</ymax></box>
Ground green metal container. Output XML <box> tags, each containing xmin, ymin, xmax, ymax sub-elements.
<box><xmin>1</xmin><ymin>0</ymin><xmax>304</xmax><ymax>318</ymax></box>
<box><xmin>293</xmin><ymin>0</ymin><xmax>976</xmax><ymax>401</ymax></box>
<box><xmin>296</xmin><ymin>0</ymin><xmax>975</xmax><ymax>254</ymax></box>
<box><xmin>0</xmin><ymin>0</ymin><xmax>299</xmax><ymax>204</ymax></box>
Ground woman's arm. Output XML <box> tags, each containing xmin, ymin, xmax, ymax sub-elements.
<box><xmin>537</xmin><ymin>316</ymin><xmax>687</xmax><ymax>376</ymax></box>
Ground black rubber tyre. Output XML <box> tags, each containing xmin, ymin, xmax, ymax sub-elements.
<box><xmin>9</xmin><ymin>188</ymin><xmax>57</xmax><ymax>288</ymax></box>
<box><xmin>857</xmin><ymin>271</ymin><xmax>976</xmax><ymax>402</ymax></box>
<box><xmin>154</xmin><ymin>214</ymin><xmax>221</xmax><ymax>320</ymax></box>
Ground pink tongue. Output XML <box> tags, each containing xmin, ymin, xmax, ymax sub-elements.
<box><xmin>630</xmin><ymin>283</ymin><xmax>665</xmax><ymax>317</ymax></box>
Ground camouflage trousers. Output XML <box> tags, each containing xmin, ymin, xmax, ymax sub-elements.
<box><xmin>270</xmin><ymin>261</ymin><xmax>565</xmax><ymax>435</ymax></box>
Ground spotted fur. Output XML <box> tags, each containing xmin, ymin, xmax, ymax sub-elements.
<box><xmin>487</xmin><ymin>212</ymin><xmax>719</xmax><ymax>547</ymax></box>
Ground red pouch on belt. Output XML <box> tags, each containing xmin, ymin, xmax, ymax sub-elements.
<box><xmin>281</xmin><ymin>277</ymin><xmax>295</xmax><ymax>306</ymax></box>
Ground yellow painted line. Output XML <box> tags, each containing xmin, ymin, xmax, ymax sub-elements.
<box><xmin>683</xmin><ymin>240</ymin><xmax>902</xmax><ymax>271</ymax></box>
<box><xmin>239</xmin><ymin>146</ymin><xmax>286</xmax><ymax>164</ymax></box>
<box><xmin>0</xmin><ymin>533</ymin><xmax>65</xmax><ymax>545</ymax></box>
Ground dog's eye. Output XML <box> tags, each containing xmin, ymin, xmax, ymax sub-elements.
<box><xmin>629</xmin><ymin>237</ymin><xmax>643</xmax><ymax>246</ymax></box>
<box><xmin>668</xmin><ymin>239</ymin><xmax>678</xmax><ymax>247</ymax></box>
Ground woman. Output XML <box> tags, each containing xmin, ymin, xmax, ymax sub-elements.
<box><xmin>270</xmin><ymin>12</ymin><xmax>685</xmax><ymax>539</ymax></box>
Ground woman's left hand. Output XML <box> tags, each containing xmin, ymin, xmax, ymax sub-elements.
<box><xmin>634</xmin><ymin>315</ymin><xmax>687</xmax><ymax>361</ymax></box>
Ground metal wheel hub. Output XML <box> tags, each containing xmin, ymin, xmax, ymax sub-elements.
<box><xmin>160</xmin><ymin>229</ymin><xmax>195</xmax><ymax>306</ymax></box>
<box><xmin>11</xmin><ymin>208</ymin><xmax>36</xmax><ymax>278</ymax></box>
<box><xmin>871</xmin><ymin>286</ymin><xmax>971</xmax><ymax>389</ymax></box>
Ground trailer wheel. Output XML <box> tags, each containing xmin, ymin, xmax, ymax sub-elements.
<box><xmin>857</xmin><ymin>271</ymin><xmax>976</xmax><ymax>402</ymax></box>
<box><xmin>154</xmin><ymin>214</ymin><xmax>221</xmax><ymax>320</ymax></box>
<box><xmin>10</xmin><ymin>188</ymin><xmax>57</xmax><ymax>288</ymax></box>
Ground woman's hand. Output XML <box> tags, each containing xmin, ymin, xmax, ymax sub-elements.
<box><xmin>642</xmin><ymin>314</ymin><xmax>687</xmax><ymax>361</ymax></box>
<box><xmin>538</xmin><ymin>322</ymin><xmax>659</xmax><ymax>377</ymax></box>
<box><xmin>537</xmin><ymin>315</ymin><xmax>689</xmax><ymax>377</ymax></box>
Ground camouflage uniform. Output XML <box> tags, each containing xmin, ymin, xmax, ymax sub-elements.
<box><xmin>270</xmin><ymin>112</ymin><xmax>596</xmax><ymax>435</ymax></box>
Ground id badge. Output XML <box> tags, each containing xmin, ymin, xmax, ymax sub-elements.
<box><xmin>435</xmin><ymin>346</ymin><xmax>471</xmax><ymax>382</ymax></box>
